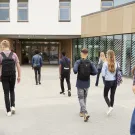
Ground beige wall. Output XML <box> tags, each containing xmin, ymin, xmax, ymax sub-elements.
<box><xmin>82</xmin><ymin>2</ymin><xmax>135</xmax><ymax>37</ymax></box>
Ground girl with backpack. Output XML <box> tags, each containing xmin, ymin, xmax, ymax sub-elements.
<box><xmin>95</xmin><ymin>52</ymin><xmax>106</xmax><ymax>86</ymax></box>
<box><xmin>130</xmin><ymin>67</ymin><xmax>135</xmax><ymax>135</ymax></box>
<box><xmin>102</xmin><ymin>50</ymin><xmax>119</xmax><ymax>115</ymax></box>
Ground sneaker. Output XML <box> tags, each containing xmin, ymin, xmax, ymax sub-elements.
<box><xmin>84</xmin><ymin>114</ymin><xmax>90</xmax><ymax>122</ymax></box>
<box><xmin>68</xmin><ymin>90</ymin><xmax>71</xmax><ymax>97</ymax></box>
<box><xmin>7</xmin><ymin>112</ymin><xmax>12</xmax><ymax>117</ymax></box>
<box><xmin>79</xmin><ymin>113</ymin><xmax>83</xmax><ymax>117</ymax></box>
<box><xmin>107</xmin><ymin>107</ymin><xmax>113</xmax><ymax>115</ymax></box>
<box><xmin>11</xmin><ymin>107</ymin><xmax>15</xmax><ymax>114</ymax></box>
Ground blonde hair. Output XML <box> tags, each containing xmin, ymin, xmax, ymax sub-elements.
<box><xmin>107</xmin><ymin>50</ymin><xmax>116</xmax><ymax>73</ymax></box>
<box><xmin>100</xmin><ymin>52</ymin><xmax>106</xmax><ymax>62</ymax></box>
<box><xmin>1</xmin><ymin>40</ymin><xmax>10</xmax><ymax>48</ymax></box>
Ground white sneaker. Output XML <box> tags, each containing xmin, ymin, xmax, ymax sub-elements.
<box><xmin>7</xmin><ymin>112</ymin><xmax>12</xmax><ymax>117</ymax></box>
<box><xmin>11</xmin><ymin>107</ymin><xmax>16</xmax><ymax>114</ymax></box>
<box><xmin>107</xmin><ymin>107</ymin><xmax>113</xmax><ymax>115</ymax></box>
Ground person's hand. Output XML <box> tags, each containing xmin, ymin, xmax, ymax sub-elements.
<box><xmin>17</xmin><ymin>77</ymin><xmax>21</xmax><ymax>83</ymax></box>
<box><xmin>132</xmin><ymin>85</ymin><xmax>135</xmax><ymax>94</ymax></box>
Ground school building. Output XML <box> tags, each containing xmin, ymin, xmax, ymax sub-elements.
<box><xmin>73</xmin><ymin>0</ymin><xmax>135</xmax><ymax>77</ymax></box>
<box><xmin>0</xmin><ymin>0</ymin><xmax>135</xmax><ymax>76</ymax></box>
<box><xmin>0</xmin><ymin>0</ymin><xmax>101</xmax><ymax>65</ymax></box>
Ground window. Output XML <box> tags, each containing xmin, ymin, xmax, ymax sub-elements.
<box><xmin>59</xmin><ymin>0</ymin><xmax>71</xmax><ymax>22</ymax></box>
<box><xmin>0</xmin><ymin>0</ymin><xmax>9</xmax><ymax>21</ymax></box>
<box><xmin>101</xmin><ymin>1</ymin><xmax>113</xmax><ymax>11</ymax></box>
<box><xmin>102</xmin><ymin>1</ymin><xmax>113</xmax><ymax>6</ymax></box>
<box><xmin>18</xmin><ymin>0</ymin><xmax>28</xmax><ymax>21</ymax></box>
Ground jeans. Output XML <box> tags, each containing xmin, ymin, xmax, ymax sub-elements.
<box><xmin>60</xmin><ymin>73</ymin><xmax>71</xmax><ymax>92</ymax></box>
<box><xmin>95</xmin><ymin>69</ymin><xmax>105</xmax><ymax>86</ymax></box>
<box><xmin>104</xmin><ymin>80</ymin><xmax>117</xmax><ymax>107</ymax></box>
<box><xmin>77</xmin><ymin>88</ymin><xmax>88</xmax><ymax>114</ymax></box>
<box><xmin>95</xmin><ymin>69</ymin><xmax>101</xmax><ymax>86</ymax></box>
<box><xmin>130</xmin><ymin>108</ymin><xmax>135</xmax><ymax>135</ymax></box>
<box><xmin>1</xmin><ymin>75</ymin><xmax>16</xmax><ymax>112</ymax></box>
<box><xmin>34</xmin><ymin>67</ymin><xmax>41</xmax><ymax>84</ymax></box>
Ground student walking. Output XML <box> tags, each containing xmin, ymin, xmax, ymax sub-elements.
<box><xmin>32</xmin><ymin>50</ymin><xmax>43</xmax><ymax>85</ymax></box>
<box><xmin>102</xmin><ymin>50</ymin><xmax>119</xmax><ymax>115</ymax></box>
<box><xmin>0</xmin><ymin>40</ymin><xmax>21</xmax><ymax>117</ymax></box>
<box><xmin>95</xmin><ymin>52</ymin><xmax>106</xmax><ymax>86</ymax></box>
<box><xmin>130</xmin><ymin>67</ymin><xmax>135</xmax><ymax>135</ymax></box>
<box><xmin>73</xmin><ymin>48</ymin><xmax>97</xmax><ymax>122</ymax></box>
<box><xmin>59</xmin><ymin>51</ymin><xmax>71</xmax><ymax>97</ymax></box>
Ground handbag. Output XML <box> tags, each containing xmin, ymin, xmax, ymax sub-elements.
<box><xmin>116</xmin><ymin>63</ymin><xmax>123</xmax><ymax>86</ymax></box>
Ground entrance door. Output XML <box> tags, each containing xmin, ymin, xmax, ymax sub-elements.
<box><xmin>21</xmin><ymin>41</ymin><xmax>59</xmax><ymax>65</ymax></box>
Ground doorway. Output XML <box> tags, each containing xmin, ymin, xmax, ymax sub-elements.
<box><xmin>21</xmin><ymin>40</ymin><xmax>59</xmax><ymax>65</ymax></box>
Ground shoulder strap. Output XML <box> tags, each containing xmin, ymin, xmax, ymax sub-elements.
<box><xmin>1</xmin><ymin>52</ymin><xmax>7</xmax><ymax>59</ymax></box>
<box><xmin>8</xmin><ymin>52</ymin><xmax>13</xmax><ymax>59</ymax></box>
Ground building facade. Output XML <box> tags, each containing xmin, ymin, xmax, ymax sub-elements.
<box><xmin>0</xmin><ymin>0</ymin><xmax>101</xmax><ymax>65</ymax></box>
<box><xmin>101</xmin><ymin>0</ymin><xmax>135</xmax><ymax>10</ymax></box>
<box><xmin>73</xmin><ymin>1</ymin><xmax>135</xmax><ymax>77</ymax></box>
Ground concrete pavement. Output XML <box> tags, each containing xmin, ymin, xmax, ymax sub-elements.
<box><xmin>0</xmin><ymin>66</ymin><xmax>134</xmax><ymax>135</ymax></box>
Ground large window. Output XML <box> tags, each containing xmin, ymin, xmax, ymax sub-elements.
<box><xmin>59</xmin><ymin>0</ymin><xmax>71</xmax><ymax>22</ymax></box>
<box><xmin>18</xmin><ymin>0</ymin><xmax>28</xmax><ymax>21</ymax></box>
<box><xmin>0</xmin><ymin>0</ymin><xmax>9</xmax><ymax>21</ymax></box>
<box><xmin>101</xmin><ymin>1</ymin><xmax>113</xmax><ymax>10</ymax></box>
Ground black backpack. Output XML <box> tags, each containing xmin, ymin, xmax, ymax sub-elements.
<box><xmin>1</xmin><ymin>52</ymin><xmax>16</xmax><ymax>77</ymax></box>
<box><xmin>78</xmin><ymin>59</ymin><xmax>91</xmax><ymax>81</ymax></box>
<box><xmin>61</xmin><ymin>58</ymin><xmax>70</xmax><ymax>75</ymax></box>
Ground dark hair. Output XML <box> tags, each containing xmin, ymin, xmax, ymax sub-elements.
<box><xmin>35</xmin><ymin>49</ymin><xmax>39</xmax><ymax>54</ymax></box>
<box><xmin>81</xmin><ymin>48</ymin><xmax>88</xmax><ymax>54</ymax></box>
<box><xmin>62</xmin><ymin>51</ymin><xmax>66</xmax><ymax>56</ymax></box>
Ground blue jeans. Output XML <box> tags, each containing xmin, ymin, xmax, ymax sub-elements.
<box><xmin>130</xmin><ymin>108</ymin><xmax>135</xmax><ymax>135</ymax></box>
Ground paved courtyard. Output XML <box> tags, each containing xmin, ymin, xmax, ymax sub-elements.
<box><xmin>0</xmin><ymin>66</ymin><xmax>134</xmax><ymax>135</ymax></box>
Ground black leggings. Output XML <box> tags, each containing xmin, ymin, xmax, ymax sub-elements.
<box><xmin>104</xmin><ymin>80</ymin><xmax>117</xmax><ymax>107</ymax></box>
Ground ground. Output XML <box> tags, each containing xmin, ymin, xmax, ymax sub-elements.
<box><xmin>0</xmin><ymin>66</ymin><xmax>134</xmax><ymax>135</ymax></box>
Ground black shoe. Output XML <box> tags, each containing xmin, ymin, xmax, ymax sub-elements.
<box><xmin>39</xmin><ymin>82</ymin><xmax>41</xmax><ymax>85</ymax></box>
<box><xmin>60</xmin><ymin>92</ymin><xmax>65</xmax><ymax>95</ymax></box>
<box><xmin>95</xmin><ymin>84</ymin><xmax>98</xmax><ymax>87</ymax></box>
<box><xmin>68</xmin><ymin>90</ymin><xmax>71</xmax><ymax>97</ymax></box>
<box><xmin>36</xmin><ymin>83</ymin><xmax>38</xmax><ymax>85</ymax></box>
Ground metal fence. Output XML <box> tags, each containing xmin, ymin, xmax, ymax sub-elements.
<box><xmin>72</xmin><ymin>33</ymin><xmax>135</xmax><ymax>77</ymax></box>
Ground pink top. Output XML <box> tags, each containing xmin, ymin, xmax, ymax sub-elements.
<box><xmin>0</xmin><ymin>50</ymin><xmax>19</xmax><ymax>64</ymax></box>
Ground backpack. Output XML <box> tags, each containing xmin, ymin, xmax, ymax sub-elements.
<box><xmin>78</xmin><ymin>59</ymin><xmax>91</xmax><ymax>81</ymax></box>
<box><xmin>33</xmin><ymin>55</ymin><xmax>40</xmax><ymax>68</ymax></box>
<box><xmin>1</xmin><ymin>52</ymin><xmax>16</xmax><ymax>77</ymax></box>
<box><xmin>61</xmin><ymin>58</ymin><xmax>70</xmax><ymax>75</ymax></box>
<box><xmin>116</xmin><ymin>63</ymin><xmax>123</xmax><ymax>86</ymax></box>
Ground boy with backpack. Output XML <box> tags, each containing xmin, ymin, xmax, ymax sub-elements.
<box><xmin>0</xmin><ymin>40</ymin><xmax>21</xmax><ymax>117</ymax></box>
<box><xmin>59</xmin><ymin>51</ymin><xmax>71</xmax><ymax>97</ymax></box>
<box><xmin>73</xmin><ymin>48</ymin><xmax>97</xmax><ymax>122</ymax></box>
<box><xmin>32</xmin><ymin>49</ymin><xmax>43</xmax><ymax>85</ymax></box>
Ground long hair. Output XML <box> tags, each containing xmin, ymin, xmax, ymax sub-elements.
<box><xmin>107</xmin><ymin>50</ymin><xmax>116</xmax><ymax>73</ymax></box>
<box><xmin>100</xmin><ymin>52</ymin><xmax>106</xmax><ymax>62</ymax></box>
<box><xmin>132</xmin><ymin>66</ymin><xmax>135</xmax><ymax>76</ymax></box>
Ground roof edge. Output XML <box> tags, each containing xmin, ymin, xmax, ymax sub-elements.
<box><xmin>82</xmin><ymin>1</ymin><xmax>135</xmax><ymax>17</ymax></box>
